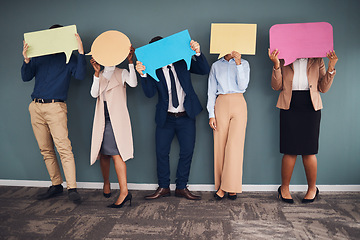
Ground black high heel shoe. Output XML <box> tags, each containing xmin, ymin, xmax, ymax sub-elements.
<box><xmin>107</xmin><ymin>192</ymin><xmax>132</xmax><ymax>208</ymax></box>
<box><xmin>302</xmin><ymin>187</ymin><xmax>319</xmax><ymax>204</ymax></box>
<box><xmin>103</xmin><ymin>192</ymin><xmax>111</xmax><ymax>198</ymax></box>
<box><xmin>214</xmin><ymin>189</ymin><xmax>224</xmax><ymax>201</ymax></box>
<box><xmin>227</xmin><ymin>193</ymin><xmax>237</xmax><ymax>200</ymax></box>
<box><xmin>103</xmin><ymin>183</ymin><xmax>111</xmax><ymax>198</ymax></box>
<box><xmin>277</xmin><ymin>186</ymin><xmax>294</xmax><ymax>204</ymax></box>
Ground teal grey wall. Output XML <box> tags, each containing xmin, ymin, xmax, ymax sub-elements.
<box><xmin>1</xmin><ymin>0</ymin><xmax>359</xmax><ymax>185</ymax></box>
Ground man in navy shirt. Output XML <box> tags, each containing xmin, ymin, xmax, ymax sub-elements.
<box><xmin>21</xmin><ymin>25</ymin><xmax>86</xmax><ymax>202</ymax></box>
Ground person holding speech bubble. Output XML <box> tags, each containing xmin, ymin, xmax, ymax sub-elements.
<box><xmin>90</xmin><ymin>46</ymin><xmax>137</xmax><ymax>208</ymax></box>
<box><xmin>21</xmin><ymin>24</ymin><xmax>86</xmax><ymax>203</ymax></box>
<box><xmin>207</xmin><ymin>51</ymin><xmax>250</xmax><ymax>201</ymax></box>
<box><xmin>136</xmin><ymin>37</ymin><xmax>210</xmax><ymax>200</ymax></box>
<box><xmin>268</xmin><ymin>49</ymin><xmax>338</xmax><ymax>204</ymax></box>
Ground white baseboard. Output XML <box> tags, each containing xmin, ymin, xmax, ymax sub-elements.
<box><xmin>0</xmin><ymin>179</ymin><xmax>359</xmax><ymax>192</ymax></box>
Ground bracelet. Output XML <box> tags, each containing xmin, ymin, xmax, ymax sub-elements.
<box><xmin>328</xmin><ymin>69</ymin><xmax>335</xmax><ymax>74</ymax></box>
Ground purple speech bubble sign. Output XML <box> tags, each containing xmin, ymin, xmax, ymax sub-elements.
<box><xmin>269</xmin><ymin>22</ymin><xmax>333</xmax><ymax>66</ymax></box>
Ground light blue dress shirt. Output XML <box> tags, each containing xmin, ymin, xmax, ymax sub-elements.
<box><xmin>207</xmin><ymin>57</ymin><xmax>250</xmax><ymax>118</ymax></box>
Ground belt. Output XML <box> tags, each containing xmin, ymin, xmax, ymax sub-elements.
<box><xmin>33</xmin><ymin>98</ymin><xmax>65</xmax><ymax>103</ymax></box>
<box><xmin>167</xmin><ymin>111</ymin><xmax>187</xmax><ymax>118</ymax></box>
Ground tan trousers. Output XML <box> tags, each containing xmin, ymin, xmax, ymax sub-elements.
<box><xmin>29</xmin><ymin>101</ymin><xmax>77</xmax><ymax>189</ymax></box>
<box><xmin>214</xmin><ymin>93</ymin><xmax>247</xmax><ymax>193</ymax></box>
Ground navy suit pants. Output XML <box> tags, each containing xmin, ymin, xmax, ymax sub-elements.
<box><xmin>156</xmin><ymin>114</ymin><xmax>196</xmax><ymax>189</ymax></box>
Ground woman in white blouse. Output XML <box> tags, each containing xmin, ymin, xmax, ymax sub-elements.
<box><xmin>269</xmin><ymin>48</ymin><xmax>338</xmax><ymax>204</ymax></box>
<box><xmin>90</xmin><ymin>46</ymin><xmax>137</xmax><ymax>208</ymax></box>
<box><xmin>207</xmin><ymin>51</ymin><xmax>250</xmax><ymax>200</ymax></box>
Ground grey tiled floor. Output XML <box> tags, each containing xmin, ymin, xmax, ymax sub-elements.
<box><xmin>0</xmin><ymin>186</ymin><xmax>359</xmax><ymax>239</ymax></box>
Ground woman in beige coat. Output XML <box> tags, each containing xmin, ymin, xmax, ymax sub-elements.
<box><xmin>90</xmin><ymin>47</ymin><xmax>137</xmax><ymax>208</ymax></box>
<box><xmin>269</xmin><ymin>48</ymin><xmax>338</xmax><ymax>204</ymax></box>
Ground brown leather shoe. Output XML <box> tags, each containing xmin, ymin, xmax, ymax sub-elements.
<box><xmin>175</xmin><ymin>188</ymin><xmax>201</xmax><ymax>200</ymax></box>
<box><xmin>144</xmin><ymin>187</ymin><xmax>171</xmax><ymax>200</ymax></box>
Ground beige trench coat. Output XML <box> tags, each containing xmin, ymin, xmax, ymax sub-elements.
<box><xmin>90</xmin><ymin>68</ymin><xmax>134</xmax><ymax>165</ymax></box>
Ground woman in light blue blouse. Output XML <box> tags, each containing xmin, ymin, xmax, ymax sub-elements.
<box><xmin>207</xmin><ymin>51</ymin><xmax>250</xmax><ymax>200</ymax></box>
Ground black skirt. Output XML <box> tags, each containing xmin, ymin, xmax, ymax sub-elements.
<box><xmin>100</xmin><ymin>101</ymin><xmax>120</xmax><ymax>156</ymax></box>
<box><xmin>280</xmin><ymin>90</ymin><xmax>321</xmax><ymax>155</ymax></box>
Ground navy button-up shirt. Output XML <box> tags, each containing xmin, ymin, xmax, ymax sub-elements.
<box><xmin>21</xmin><ymin>52</ymin><xmax>86</xmax><ymax>101</ymax></box>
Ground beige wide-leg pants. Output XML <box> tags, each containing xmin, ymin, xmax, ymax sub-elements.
<box><xmin>214</xmin><ymin>93</ymin><xmax>247</xmax><ymax>193</ymax></box>
<box><xmin>29</xmin><ymin>101</ymin><xmax>77</xmax><ymax>189</ymax></box>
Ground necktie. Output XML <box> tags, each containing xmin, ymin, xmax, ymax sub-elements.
<box><xmin>168</xmin><ymin>65</ymin><xmax>179</xmax><ymax>108</ymax></box>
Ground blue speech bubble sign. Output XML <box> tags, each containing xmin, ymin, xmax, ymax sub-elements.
<box><xmin>135</xmin><ymin>30</ymin><xmax>196</xmax><ymax>82</ymax></box>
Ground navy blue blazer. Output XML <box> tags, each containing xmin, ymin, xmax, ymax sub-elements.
<box><xmin>140</xmin><ymin>53</ymin><xmax>210</xmax><ymax>127</ymax></box>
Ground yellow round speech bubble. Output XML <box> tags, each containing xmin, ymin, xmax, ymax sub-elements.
<box><xmin>88</xmin><ymin>30</ymin><xmax>131</xmax><ymax>66</ymax></box>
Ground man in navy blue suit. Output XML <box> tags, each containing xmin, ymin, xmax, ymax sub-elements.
<box><xmin>136</xmin><ymin>36</ymin><xmax>210</xmax><ymax>200</ymax></box>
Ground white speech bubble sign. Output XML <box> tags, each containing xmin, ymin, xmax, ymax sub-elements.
<box><xmin>24</xmin><ymin>25</ymin><xmax>78</xmax><ymax>64</ymax></box>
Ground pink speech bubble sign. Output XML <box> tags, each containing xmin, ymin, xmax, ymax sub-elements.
<box><xmin>269</xmin><ymin>22</ymin><xmax>333</xmax><ymax>66</ymax></box>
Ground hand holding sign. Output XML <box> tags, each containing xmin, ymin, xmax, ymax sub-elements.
<box><xmin>135</xmin><ymin>30</ymin><xmax>196</xmax><ymax>82</ymax></box>
<box><xmin>269</xmin><ymin>22</ymin><xmax>334</xmax><ymax>66</ymax></box>
<box><xmin>326</xmin><ymin>50</ymin><xmax>338</xmax><ymax>72</ymax></box>
<box><xmin>190</xmin><ymin>40</ymin><xmax>201</xmax><ymax>54</ymax></box>
<box><xmin>135</xmin><ymin>61</ymin><xmax>146</xmax><ymax>75</ymax></box>
<box><xmin>268</xmin><ymin>48</ymin><xmax>280</xmax><ymax>69</ymax></box>
<box><xmin>231</xmin><ymin>51</ymin><xmax>242</xmax><ymax>65</ymax></box>
<box><xmin>22</xmin><ymin>41</ymin><xmax>30</xmax><ymax>63</ymax></box>
<box><xmin>24</xmin><ymin>25</ymin><xmax>79</xmax><ymax>64</ymax></box>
